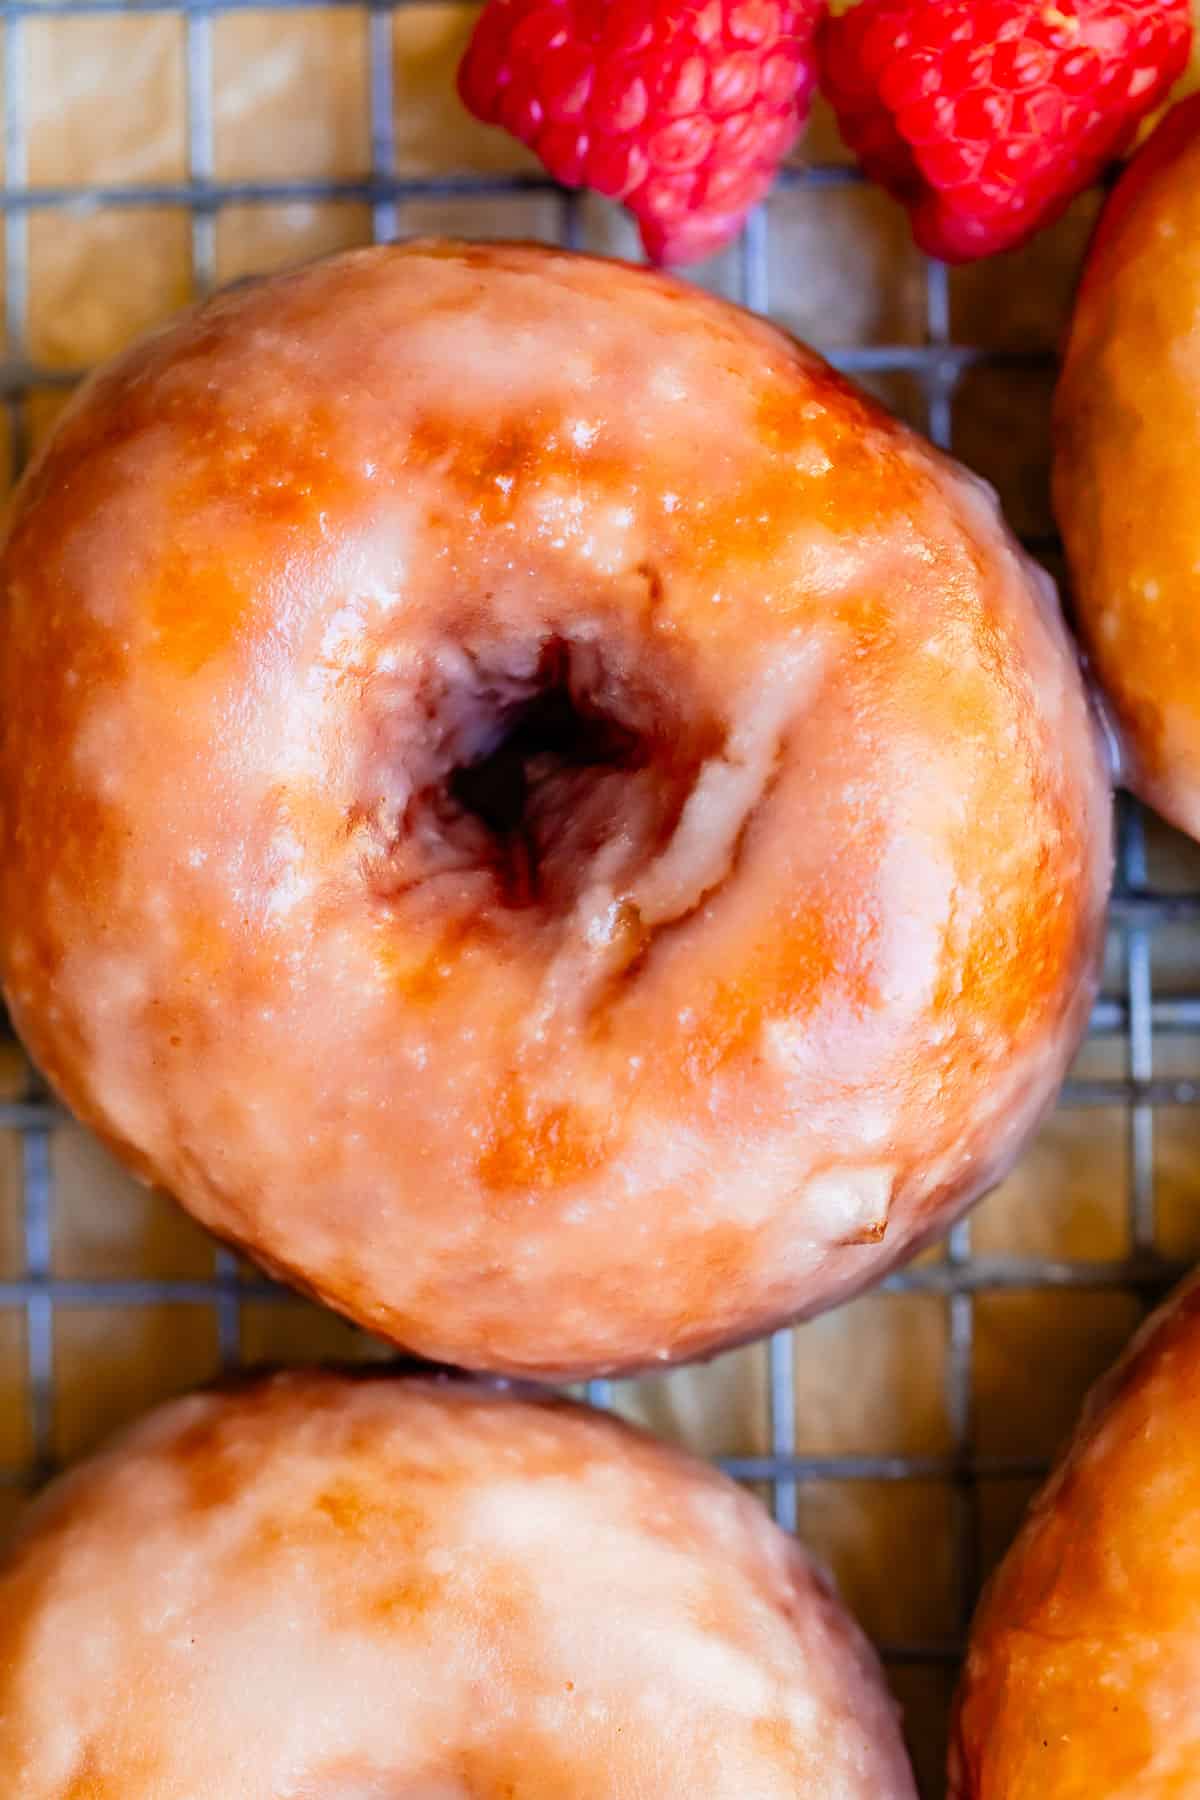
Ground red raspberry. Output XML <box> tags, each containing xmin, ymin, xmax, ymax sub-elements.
<box><xmin>819</xmin><ymin>0</ymin><xmax>1193</xmax><ymax>262</ymax></box>
<box><xmin>458</xmin><ymin>0</ymin><xmax>826</xmax><ymax>265</ymax></box>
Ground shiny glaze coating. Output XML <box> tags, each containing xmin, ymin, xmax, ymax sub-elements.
<box><xmin>951</xmin><ymin>1271</ymin><xmax>1200</xmax><ymax>1799</ymax></box>
<box><xmin>1055</xmin><ymin>95</ymin><xmax>1200</xmax><ymax>840</ymax></box>
<box><xmin>0</xmin><ymin>241</ymin><xmax>1112</xmax><ymax>1376</ymax></box>
<box><xmin>0</xmin><ymin>1372</ymin><xmax>917</xmax><ymax>1797</ymax></box>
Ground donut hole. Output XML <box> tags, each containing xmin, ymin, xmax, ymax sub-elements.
<box><xmin>426</xmin><ymin>633</ymin><xmax>710</xmax><ymax>917</ymax></box>
<box><xmin>449</xmin><ymin>663</ymin><xmax>640</xmax><ymax>851</ymax></box>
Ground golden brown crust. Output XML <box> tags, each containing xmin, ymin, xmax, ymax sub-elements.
<box><xmin>1055</xmin><ymin>95</ymin><xmax>1200</xmax><ymax>840</ymax></box>
<box><xmin>0</xmin><ymin>1372</ymin><xmax>917</xmax><ymax>1797</ymax></box>
<box><xmin>0</xmin><ymin>240</ymin><xmax>1111</xmax><ymax>1375</ymax></box>
<box><xmin>951</xmin><ymin>1272</ymin><xmax>1200</xmax><ymax>1799</ymax></box>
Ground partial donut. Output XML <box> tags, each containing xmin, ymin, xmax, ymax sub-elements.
<box><xmin>0</xmin><ymin>1372</ymin><xmax>917</xmax><ymax>1796</ymax></box>
<box><xmin>1055</xmin><ymin>94</ymin><xmax>1200</xmax><ymax>839</ymax></box>
<box><xmin>0</xmin><ymin>241</ymin><xmax>1111</xmax><ymax>1376</ymax></box>
<box><xmin>951</xmin><ymin>1272</ymin><xmax>1200</xmax><ymax>1798</ymax></box>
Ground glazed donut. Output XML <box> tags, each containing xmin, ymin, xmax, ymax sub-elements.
<box><xmin>0</xmin><ymin>1372</ymin><xmax>917</xmax><ymax>1796</ymax></box>
<box><xmin>951</xmin><ymin>1272</ymin><xmax>1200</xmax><ymax>1798</ymax></box>
<box><xmin>1055</xmin><ymin>95</ymin><xmax>1200</xmax><ymax>840</ymax></box>
<box><xmin>0</xmin><ymin>241</ymin><xmax>1111</xmax><ymax>1377</ymax></box>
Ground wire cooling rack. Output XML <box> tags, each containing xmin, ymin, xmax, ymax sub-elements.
<box><xmin>2</xmin><ymin>4</ymin><xmax>1199</xmax><ymax>1787</ymax></box>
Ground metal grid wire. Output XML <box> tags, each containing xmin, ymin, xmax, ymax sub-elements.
<box><xmin>1</xmin><ymin>0</ymin><xmax>1199</xmax><ymax>1747</ymax></box>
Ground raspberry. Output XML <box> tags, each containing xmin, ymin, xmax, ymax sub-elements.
<box><xmin>459</xmin><ymin>0</ymin><xmax>826</xmax><ymax>265</ymax></box>
<box><xmin>818</xmin><ymin>0</ymin><xmax>1193</xmax><ymax>262</ymax></box>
